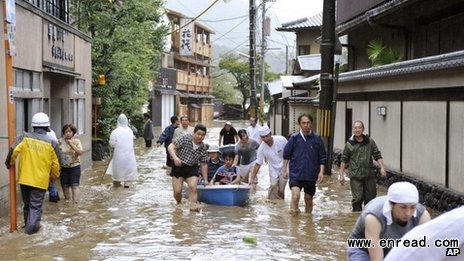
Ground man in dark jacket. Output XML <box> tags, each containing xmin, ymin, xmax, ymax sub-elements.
<box><xmin>283</xmin><ymin>114</ymin><xmax>327</xmax><ymax>214</ymax></box>
<box><xmin>143</xmin><ymin>113</ymin><xmax>154</xmax><ymax>147</ymax></box>
<box><xmin>157</xmin><ymin>116</ymin><xmax>179</xmax><ymax>168</ymax></box>
<box><xmin>338</xmin><ymin>120</ymin><xmax>386</xmax><ymax>212</ymax></box>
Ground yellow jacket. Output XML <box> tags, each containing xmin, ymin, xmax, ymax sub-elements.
<box><xmin>6</xmin><ymin>131</ymin><xmax>60</xmax><ymax>190</ymax></box>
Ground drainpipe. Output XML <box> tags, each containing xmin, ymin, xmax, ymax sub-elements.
<box><xmin>2</xmin><ymin>0</ymin><xmax>17</xmax><ymax>232</ymax></box>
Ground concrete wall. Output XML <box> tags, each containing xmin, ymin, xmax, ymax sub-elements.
<box><xmin>449</xmin><ymin>102</ymin><xmax>464</xmax><ymax>192</ymax></box>
<box><xmin>347</xmin><ymin>101</ymin><xmax>369</xmax><ymax>132</ymax></box>
<box><xmin>402</xmin><ymin>102</ymin><xmax>447</xmax><ymax>185</ymax></box>
<box><xmin>370</xmin><ymin>101</ymin><xmax>401</xmax><ymax>171</ymax></box>
<box><xmin>334</xmin><ymin>101</ymin><xmax>346</xmax><ymax>149</ymax></box>
<box><xmin>73</xmin><ymin>32</ymin><xmax>93</xmax><ymax>169</ymax></box>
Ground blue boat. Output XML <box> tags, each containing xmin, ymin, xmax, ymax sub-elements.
<box><xmin>197</xmin><ymin>184</ymin><xmax>251</xmax><ymax>206</ymax></box>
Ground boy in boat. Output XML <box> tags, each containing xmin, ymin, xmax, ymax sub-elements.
<box><xmin>211</xmin><ymin>150</ymin><xmax>241</xmax><ymax>185</ymax></box>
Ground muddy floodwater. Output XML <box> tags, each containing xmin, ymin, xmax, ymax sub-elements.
<box><xmin>0</xmin><ymin>120</ymin><xmax>411</xmax><ymax>260</ymax></box>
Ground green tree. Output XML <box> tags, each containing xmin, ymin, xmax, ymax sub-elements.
<box><xmin>218</xmin><ymin>55</ymin><xmax>250</xmax><ymax>116</ymax></box>
<box><xmin>71</xmin><ymin>0</ymin><xmax>167</xmax><ymax>137</ymax></box>
<box><xmin>211</xmin><ymin>69</ymin><xmax>241</xmax><ymax>104</ymax></box>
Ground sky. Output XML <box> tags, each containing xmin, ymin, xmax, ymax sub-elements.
<box><xmin>165</xmin><ymin>0</ymin><xmax>323</xmax><ymax>68</ymax></box>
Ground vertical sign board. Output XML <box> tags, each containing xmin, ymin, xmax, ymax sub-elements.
<box><xmin>6</xmin><ymin>0</ymin><xmax>15</xmax><ymax>23</ymax></box>
<box><xmin>179</xmin><ymin>18</ymin><xmax>194</xmax><ymax>57</ymax></box>
<box><xmin>6</xmin><ymin>0</ymin><xmax>15</xmax><ymax>56</ymax></box>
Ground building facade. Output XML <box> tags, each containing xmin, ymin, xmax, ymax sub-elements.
<box><xmin>271</xmin><ymin>13</ymin><xmax>322</xmax><ymax>137</ymax></box>
<box><xmin>151</xmin><ymin>9</ymin><xmax>214</xmax><ymax>127</ymax></box>
<box><xmin>0</xmin><ymin>0</ymin><xmax>92</xmax><ymax>216</ymax></box>
<box><xmin>335</xmin><ymin>0</ymin><xmax>464</xmax><ymax>197</ymax></box>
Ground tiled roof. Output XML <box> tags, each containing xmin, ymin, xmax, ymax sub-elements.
<box><xmin>276</xmin><ymin>13</ymin><xmax>322</xmax><ymax>32</ymax></box>
<box><xmin>339</xmin><ymin>50</ymin><xmax>464</xmax><ymax>82</ymax></box>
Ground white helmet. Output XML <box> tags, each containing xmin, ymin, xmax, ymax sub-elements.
<box><xmin>31</xmin><ymin>112</ymin><xmax>50</xmax><ymax>127</ymax></box>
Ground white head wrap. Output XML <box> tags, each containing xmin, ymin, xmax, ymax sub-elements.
<box><xmin>258</xmin><ymin>126</ymin><xmax>271</xmax><ymax>137</ymax></box>
<box><xmin>382</xmin><ymin>181</ymin><xmax>419</xmax><ymax>225</ymax></box>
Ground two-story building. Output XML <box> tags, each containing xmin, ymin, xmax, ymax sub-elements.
<box><xmin>0</xmin><ymin>0</ymin><xmax>92</xmax><ymax>216</ymax></box>
<box><xmin>151</xmin><ymin>9</ymin><xmax>214</xmax><ymax>127</ymax></box>
<box><xmin>271</xmin><ymin>13</ymin><xmax>322</xmax><ymax>137</ymax></box>
<box><xmin>334</xmin><ymin>0</ymin><xmax>464</xmax><ymax>209</ymax></box>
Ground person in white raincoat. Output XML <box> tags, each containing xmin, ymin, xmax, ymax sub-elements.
<box><xmin>109</xmin><ymin>114</ymin><xmax>138</xmax><ymax>188</ymax></box>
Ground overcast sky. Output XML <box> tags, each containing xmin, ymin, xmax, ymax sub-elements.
<box><xmin>165</xmin><ymin>0</ymin><xmax>323</xmax><ymax>55</ymax></box>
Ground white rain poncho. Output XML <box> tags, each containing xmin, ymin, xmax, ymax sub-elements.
<box><xmin>108</xmin><ymin>114</ymin><xmax>138</xmax><ymax>182</ymax></box>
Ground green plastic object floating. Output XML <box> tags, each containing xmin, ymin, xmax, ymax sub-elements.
<box><xmin>243</xmin><ymin>235</ymin><xmax>257</xmax><ymax>244</ymax></box>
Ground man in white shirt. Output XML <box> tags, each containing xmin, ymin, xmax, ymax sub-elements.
<box><xmin>246</xmin><ymin>117</ymin><xmax>261</xmax><ymax>144</ymax></box>
<box><xmin>172</xmin><ymin>115</ymin><xmax>194</xmax><ymax>140</ymax></box>
<box><xmin>249</xmin><ymin>125</ymin><xmax>288</xmax><ymax>199</ymax></box>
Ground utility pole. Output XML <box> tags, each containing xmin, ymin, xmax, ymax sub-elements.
<box><xmin>258</xmin><ymin>0</ymin><xmax>275</xmax><ymax>125</ymax></box>
<box><xmin>285</xmin><ymin>45</ymin><xmax>288</xmax><ymax>75</ymax></box>
<box><xmin>259</xmin><ymin>1</ymin><xmax>267</xmax><ymax>125</ymax></box>
<box><xmin>3</xmin><ymin>0</ymin><xmax>17</xmax><ymax>232</ymax></box>
<box><xmin>249</xmin><ymin>0</ymin><xmax>257</xmax><ymax>118</ymax></box>
<box><xmin>318</xmin><ymin>0</ymin><xmax>336</xmax><ymax>175</ymax></box>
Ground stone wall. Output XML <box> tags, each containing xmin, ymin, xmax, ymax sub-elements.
<box><xmin>379</xmin><ymin>171</ymin><xmax>464</xmax><ymax>212</ymax></box>
<box><xmin>333</xmin><ymin>149</ymin><xmax>464</xmax><ymax>212</ymax></box>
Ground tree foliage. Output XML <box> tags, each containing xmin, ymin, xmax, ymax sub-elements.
<box><xmin>217</xmin><ymin>55</ymin><xmax>276</xmax><ymax>117</ymax></box>
<box><xmin>367</xmin><ymin>39</ymin><xmax>400</xmax><ymax>67</ymax></box>
<box><xmin>218</xmin><ymin>55</ymin><xmax>250</xmax><ymax>114</ymax></box>
<box><xmin>211</xmin><ymin>71</ymin><xmax>242</xmax><ymax>104</ymax></box>
<box><xmin>71</xmin><ymin>0</ymin><xmax>167</xmax><ymax>137</ymax></box>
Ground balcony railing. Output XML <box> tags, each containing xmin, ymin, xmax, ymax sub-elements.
<box><xmin>176</xmin><ymin>70</ymin><xmax>212</xmax><ymax>92</ymax></box>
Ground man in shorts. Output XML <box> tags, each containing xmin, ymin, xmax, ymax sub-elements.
<box><xmin>168</xmin><ymin>124</ymin><xmax>209</xmax><ymax>210</ymax></box>
<box><xmin>283</xmin><ymin>114</ymin><xmax>327</xmax><ymax>214</ymax></box>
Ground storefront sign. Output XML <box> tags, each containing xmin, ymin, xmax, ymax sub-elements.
<box><xmin>43</xmin><ymin>22</ymin><xmax>75</xmax><ymax>68</ymax></box>
<box><xmin>179</xmin><ymin>18</ymin><xmax>194</xmax><ymax>56</ymax></box>
<box><xmin>48</xmin><ymin>24</ymin><xmax>73</xmax><ymax>62</ymax></box>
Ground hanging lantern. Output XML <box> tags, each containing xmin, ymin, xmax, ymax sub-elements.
<box><xmin>97</xmin><ymin>74</ymin><xmax>106</xmax><ymax>86</ymax></box>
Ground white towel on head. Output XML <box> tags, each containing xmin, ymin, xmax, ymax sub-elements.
<box><xmin>382</xmin><ymin>182</ymin><xmax>419</xmax><ymax>225</ymax></box>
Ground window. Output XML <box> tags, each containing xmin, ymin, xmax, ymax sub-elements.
<box><xmin>74</xmin><ymin>79</ymin><xmax>85</xmax><ymax>94</ymax></box>
<box><xmin>70</xmin><ymin>99</ymin><xmax>85</xmax><ymax>135</ymax></box>
<box><xmin>27</xmin><ymin>0</ymin><xmax>69</xmax><ymax>23</ymax></box>
<box><xmin>298</xmin><ymin>45</ymin><xmax>310</xmax><ymax>56</ymax></box>
<box><xmin>15</xmin><ymin>98</ymin><xmax>42</xmax><ymax>136</ymax></box>
<box><xmin>32</xmin><ymin>72</ymin><xmax>41</xmax><ymax>91</ymax></box>
<box><xmin>14</xmin><ymin>69</ymin><xmax>40</xmax><ymax>92</ymax></box>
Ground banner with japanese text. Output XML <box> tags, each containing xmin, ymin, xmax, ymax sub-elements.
<box><xmin>179</xmin><ymin>18</ymin><xmax>194</xmax><ymax>56</ymax></box>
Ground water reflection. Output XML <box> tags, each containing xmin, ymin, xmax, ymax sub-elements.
<box><xmin>0</xmin><ymin>120</ymin><xmax>433</xmax><ymax>260</ymax></box>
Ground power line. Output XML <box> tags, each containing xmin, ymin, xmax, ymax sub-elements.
<box><xmin>170</xmin><ymin>0</ymin><xmax>248</xmax><ymax>51</ymax></box>
<box><xmin>198</xmin><ymin>14</ymin><xmax>248</xmax><ymax>22</ymax></box>
<box><xmin>211</xmin><ymin>39</ymin><xmax>249</xmax><ymax>62</ymax></box>
<box><xmin>165</xmin><ymin>0</ymin><xmax>223</xmax><ymax>36</ymax></box>
<box><xmin>213</xmin><ymin>16</ymin><xmax>249</xmax><ymax>42</ymax></box>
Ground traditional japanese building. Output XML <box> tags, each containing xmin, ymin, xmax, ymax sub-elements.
<box><xmin>271</xmin><ymin>13</ymin><xmax>322</xmax><ymax>137</ymax></box>
<box><xmin>334</xmin><ymin>0</ymin><xmax>464</xmax><ymax>202</ymax></box>
<box><xmin>151</xmin><ymin>9</ymin><xmax>214</xmax><ymax>127</ymax></box>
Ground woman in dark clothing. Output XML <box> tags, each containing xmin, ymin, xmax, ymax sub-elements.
<box><xmin>218</xmin><ymin>121</ymin><xmax>238</xmax><ymax>146</ymax></box>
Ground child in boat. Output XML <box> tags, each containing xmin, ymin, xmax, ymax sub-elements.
<box><xmin>211</xmin><ymin>150</ymin><xmax>241</xmax><ymax>185</ymax></box>
<box><xmin>198</xmin><ymin>144</ymin><xmax>224</xmax><ymax>185</ymax></box>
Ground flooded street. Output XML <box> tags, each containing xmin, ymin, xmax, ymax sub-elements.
<box><xmin>1</xmin><ymin>121</ymin><xmax>381</xmax><ymax>260</ymax></box>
